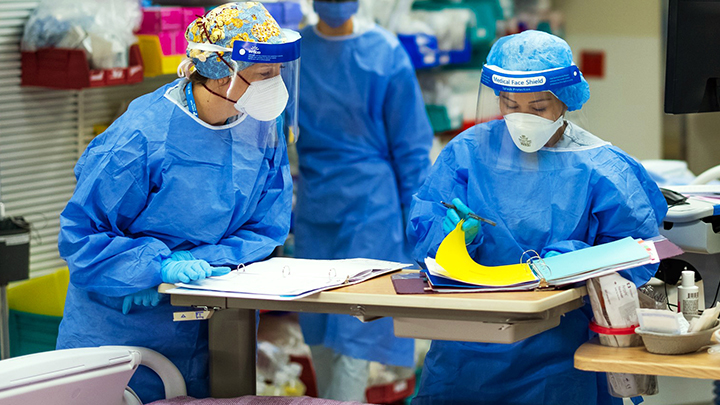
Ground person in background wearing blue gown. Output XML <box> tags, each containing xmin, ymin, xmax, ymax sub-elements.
<box><xmin>56</xmin><ymin>3</ymin><xmax>298</xmax><ymax>402</ymax></box>
<box><xmin>294</xmin><ymin>0</ymin><xmax>434</xmax><ymax>401</ymax></box>
<box><xmin>407</xmin><ymin>30</ymin><xmax>667</xmax><ymax>405</ymax></box>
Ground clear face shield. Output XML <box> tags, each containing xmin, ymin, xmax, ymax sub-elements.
<box><xmin>230</xmin><ymin>29</ymin><xmax>302</xmax><ymax>144</ymax></box>
<box><xmin>185</xmin><ymin>29</ymin><xmax>302</xmax><ymax>145</ymax></box>
<box><xmin>476</xmin><ymin>64</ymin><xmax>586</xmax><ymax>153</ymax></box>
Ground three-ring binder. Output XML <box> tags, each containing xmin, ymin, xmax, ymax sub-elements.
<box><xmin>521</xmin><ymin>250</ymin><xmax>552</xmax><ymax>289</ymax></box>
<box><xmin>172</xmin><ymin>257</ymin><xmax>412</xmax><ymax>300</ymax></box>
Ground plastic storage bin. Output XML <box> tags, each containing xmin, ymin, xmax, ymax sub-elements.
<box><xmin>398</xmin><ymin>33</ymin><xmax>440</xmax><ymax>69</ymax></box>
<box><xmin>21</xmin><ymin>45</ymin><xmax>144</xmax><ymax>90</ymax></box>
<box><xmin>7</xmin><ymin>268</ymin><xmax>68</xmax><ymax>318</ymax></box>
<box><xmin>182</xmin><ymin>7</ymin><xmax>206</xmax><ymax>26</ymax></box>
<box><xmin>366</xmin><ymin>376</ymin><xmax>416</xmax><ymax>404</ymax></box>
<box><xmin>155</xmin><ymin>31</ymin><xmax>188</xmax><ymax>56</ymax></box>
<box><xmin>411</xmin><ymin>0</ymin><xmax>503</xmax><ymax>69</ymax></box>
<box><xmin>136</xmin><ymin>6</ymin><xmax>204</xmax><ymax>60</ymax></box>
<box><xmin>137</xmin><ymin>35</ymin><xmax>185</xmax><ymax>77</ymax></box>
<box><xmin>137</xmin><ymin>7</ymin><xmax>184</xmax><ymax>34</ymax></box>
<box><xmin>8</xmin><ymin>311</ymin><xmax>62</xmax><ymax>358</ymax></box>
<box><xmin>425</xmin><ymin>104</ymin><xmax>464</xmax><ymax>133</ymax></box>
<box><xmin>7</xmin><ymin>268</ymin><xmax>69</xmax><ymax>357</ymax></box>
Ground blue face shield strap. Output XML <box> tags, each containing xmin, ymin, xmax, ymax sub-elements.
<box><xmin>231</xmin><ymin>32</ymin><xmax>301</xmax><ymax>64</ymax></box>
<box><xmin>313</xmin><ymin>1</ymin><xmax>359</xmax><ymax>28</ymax></box>
<box><xmin>481</xmin><ymin>64</ymin><xmax>582</xmax><ymax>93</ymax></box>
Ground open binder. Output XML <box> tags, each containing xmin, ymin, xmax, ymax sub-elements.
<box><xmin>419</xmin><ymin>221</ymin><xmax>682</xmax><ymax>293</ymax></box>
<box><xmin>168</xmin><ymin>257</ymin><xmax>412</xmax><ymax>300</ymax></box>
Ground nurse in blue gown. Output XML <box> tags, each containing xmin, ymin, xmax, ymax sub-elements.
<box><xmin>56</xmin><ymin>3</ymin><xmax>299</xmax><ymax>402</ymax></box>
<box><xmin>407</xmin><ymin>30</ymin><xmax>667</xmax><ymax>405</ymax></box>
<box><xmin>294</xmin><ymin>0</ymin><xmax>434</xmax><ymax>400</ymax></box>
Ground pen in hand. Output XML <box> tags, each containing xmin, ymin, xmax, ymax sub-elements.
<box><xmin>440</xmin><ymin>201</ymin><xmax>497</xmax><ymax>227</ymax></box>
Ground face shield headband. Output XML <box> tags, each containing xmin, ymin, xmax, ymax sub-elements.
<box><xmin>184</xmin><ymin>29</ymin><xmax>302</xmax><ymax>81</ymax></box>
<box><xmin>480</xmin><ymin>64</ymin><xmax>582</xmax><ymax>94</ymax></box>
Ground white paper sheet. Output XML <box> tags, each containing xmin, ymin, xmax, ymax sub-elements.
<box><xmin>173</xmin><ymin>257</ymin><xmax>412</xmax><ymax>298</ymax></box>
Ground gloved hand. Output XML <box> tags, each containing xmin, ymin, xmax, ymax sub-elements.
<box><xmin>161</xmin><ymin>258</ymin><xmax>231</xmax><ymax>284</ymax></box>
<box><xmin>170</xmin><ymin>250</ymin><xmax>196</xmax><ymax>261</ymax></box>
<box><xmin>442</xmin><ymin>198</ymin><xmax>481</xmax><ymax>245</ymax></box>
<box><xmin>543</xmin><ymin>251</ymin><xmax>562</xmax><ymax>258</ymax></box>
<box><xmin>122</xmin><ymin>288</ymin><xmax>161</xmax><ymax>315</ymax></box>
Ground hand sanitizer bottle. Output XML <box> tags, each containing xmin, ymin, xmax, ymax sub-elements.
<box><xmin>678</xmin><ymin>269</ymin><xmax>699</xmax><ymax>321</ymax></box>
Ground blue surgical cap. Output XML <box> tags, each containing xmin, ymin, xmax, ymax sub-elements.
<box><xmin>185</xmin><ymin>2</ymin><xmax>286</xmax><ymax>80</ymax></box>
<box><xmin>486</xmin><ymin>30</ymin><xmax>590</xmax><ymax>111</ymax></box>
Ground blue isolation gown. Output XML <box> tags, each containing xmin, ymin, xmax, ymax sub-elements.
<box><xmin>57</xmin><ymin>79</ymin><xmax>292</xmax><ymax>403</ymax></box>
<box><xmin>407</xmin><ymin>120</ymin><xmax>667</xmax><ymax>405</ymax></box>
<box><xmin>294</xmin><ymin>24</ymin><xmax>434</xmax><ymax>367</ymax></box>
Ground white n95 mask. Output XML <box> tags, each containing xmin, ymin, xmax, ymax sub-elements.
<box><xmin>504</xmin><ymin>112</ymin><xmax>564</xmax><ymax>153</ymax></box>
<box><xmin>234</xmin><ymin>75</ymin><xmax>289</xmax><ymax>122</ymax></box>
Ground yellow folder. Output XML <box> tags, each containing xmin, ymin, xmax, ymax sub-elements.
<box><xmin>435</xmin><ymin>221</ymin><xmax>537</xmax><ymax>287</ymax></box>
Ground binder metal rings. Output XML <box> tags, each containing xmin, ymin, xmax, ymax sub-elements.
<box><xmin>521</xmin><ymin>249</ymin><xmax>552</xmax><ymax>289</ymax></box>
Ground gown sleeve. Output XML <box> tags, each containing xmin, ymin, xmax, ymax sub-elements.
<box><xmin>585</xmin><ymin>149</ymin><xmax>668</xmax><ymax>286</ymax></box>
<box><xmin>384</xmin><ymin>44</ymin><xmax>434</xmax><ymax>216</ymax></box>
<box><xmin>542</xmin><ymin>148</ymin><xmax>667</xmax><ymax>286</ymax></box>
<box><xmin>58</xmin><ymin>131</ymin><xmax>171</xmax><ymax>297</ymax></box>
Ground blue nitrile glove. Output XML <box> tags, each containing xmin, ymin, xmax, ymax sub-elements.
<box><xmin>163</xmin><ymin>251</ymin><xmax>232</xmax><ymax>282</ymax></box>
<box><xmin>544</xmin><ymin>251</ymin><xmax>562</xmax><ymax>258</ymax></box>
<box><xmin>122</xmin><ymin>288</ymin><xmax>161</xmax><ymax>315</ymax></box>
<box><xmin>442</xmin><ymin>198</ymin><xmax>481</xmax><ymax>245</ymax></box>
<box><xmin>210</xmin><ymin>266</ymin><xmax>231</xmax><ymax>277</ymax></box>
<box><xmin>161</xmin><ymin>259</ymin><xmax>231</xmax><ymax>283</ymax></box>
<box><xmin>171</xmin><ymin>250</ymin><xmax>195</xmax><ymax>261</ymax></box>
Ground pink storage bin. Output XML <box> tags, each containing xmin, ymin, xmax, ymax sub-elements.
<box><xmin>156</xmin><ymin>31</ymin><xmax>187</xmax><ymax>56</ymax></box>
<box><xmin>175</xmin><ymin>31</ymin><xmax>188</xmax><ymax>56</ymax></box>
<box><xmin>138</xmin><ymin>7</ymin><xmax>183</xmax><ymax>34</ymax></box>
<box><xmin>156</xmin><ymin>31</ymin><xmax>175</xmax><ymax>56</ymax></box>
<box><xmin>182</xmin><ymin>7</ymin><xmax>205</xmax><ymax>27</ymax></box>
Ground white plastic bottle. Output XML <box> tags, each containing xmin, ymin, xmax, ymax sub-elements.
<box><xmin>678</xmin><ymin>270</ymin><xmax>699</xmax><ymax>320</ymax></box>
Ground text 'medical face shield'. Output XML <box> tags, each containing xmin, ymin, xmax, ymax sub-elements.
<box><xmin>475</xmin><ymin>64</ymin><xmax>587</xmax><ymax>152</ymax></box>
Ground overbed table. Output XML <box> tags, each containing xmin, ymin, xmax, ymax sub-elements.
<box><xmin>161</xmin><ymin>271</ymin><xmax>587</xmax><ymax>398</ymax></box>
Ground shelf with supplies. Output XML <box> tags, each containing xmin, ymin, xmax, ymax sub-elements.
<box><xmin>399</xmin><ymin>34</ymin><xmax>472</xmax><ymax>70</ymax></box>
<box><xmin>398</xmin><ymin>0</ymin><xmax>504</xmax><ymax>71</ymax></box>
<box><xmin>20</xmin><ymin>45</ymin><xmax>144</xmax><ymax>90</ymax></box>
<box><xmin>135</xmin><ymin>6</ymin><xmax>204</xmax><ymax>78</ymax></box>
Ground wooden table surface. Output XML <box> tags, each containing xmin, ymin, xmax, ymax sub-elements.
<box><xmin>165</xmin><ymin>271</ymin><xmax>588</xmax><ymax>314</ymax></box>
<box><xmin>575</xmin><ymin>338</ymin><xmax>720</xmax><ymax>379</ymax></box>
